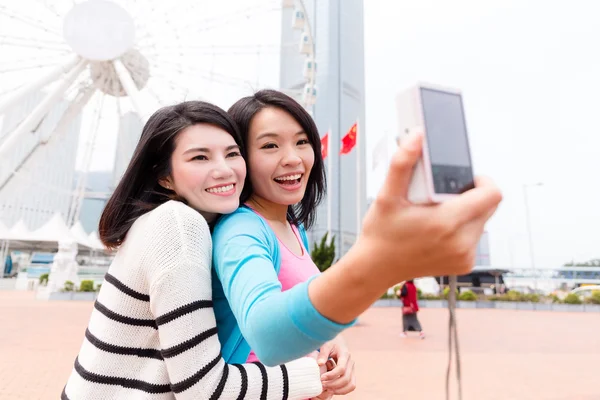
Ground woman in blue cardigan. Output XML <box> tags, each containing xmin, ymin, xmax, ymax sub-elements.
<box><xmin>212</xmin><ymin>90</ymin><xmax>502</xmax><ymax>383</ymax></box>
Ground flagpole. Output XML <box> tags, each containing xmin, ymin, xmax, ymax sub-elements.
<box><xmin>356</xmin><ymin>119</ymin><xmax>361</xmax><ymax>240</ymax></box>
<box><xmin>327</xmin><ymin>126</ymin><xmax>333</xmax><ymax>239</ymax></box>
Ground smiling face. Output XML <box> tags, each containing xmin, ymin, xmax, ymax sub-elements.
<box><xmin>245</xmin><ymin>107</ymin><xmax>315</xmax><ymax>212</ymax></box>
<box><xmin>162</xmin><ymin>123</ymin><xmax>246</xmax><ymax>222</ymax></box>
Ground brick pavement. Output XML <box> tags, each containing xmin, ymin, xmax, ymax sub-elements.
<box><xmin>1</xmin><ymin>291</ymin><xmax>598</xmax><ymax>400</ymax></box>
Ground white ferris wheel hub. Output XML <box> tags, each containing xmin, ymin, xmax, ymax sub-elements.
<box><xmin>63</xmin><ymin>0</ymin><xmax>135</xmax><ymax>61</ymax></box>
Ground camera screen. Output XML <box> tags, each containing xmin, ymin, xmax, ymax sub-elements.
<box><xmin>420</xmin><ymin>87</ymin><xmax>474</xmax><ymax>194</ymax></box>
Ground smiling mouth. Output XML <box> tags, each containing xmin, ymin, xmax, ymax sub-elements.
<box><xmin>274</xmin><ymin>173</ymin><xmax>303</xmax><ymax>185</ymax></box>
<box><xmin>205</xmin><ymin>183</ymin><xmax>235</xmax><ymax>194</ymax></box>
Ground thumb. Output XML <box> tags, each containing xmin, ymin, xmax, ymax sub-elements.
<box><xmin>317</xmin><ymin>342</ymin><xmax>334</xmax><ymax>366</ymax></box>
<box><xmin>377</xmin><ymin>131</ymin><xmax>423</xmax><ymax>202</ymax></box>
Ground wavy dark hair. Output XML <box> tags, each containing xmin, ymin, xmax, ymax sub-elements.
<box><xmin>227</xmin><ymin>89</ymin><xmax>325</xmax><ymax>229</ymax></box>
<box><xmin>99</xmin><ymin>101</ymin><xmax>243</xmax><ymax>249</ymax></box>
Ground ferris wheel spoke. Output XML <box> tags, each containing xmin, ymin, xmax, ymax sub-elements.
<box><xmin>0</xmin><ymin>34</ymin><xmax>66</xmax><ymax>47</ymax></box>
<box><xmin>144</xmin><ymin>85</ymin><xmax>166</xmax><ymax>108</ymax></box>
<box><xmin>0</xmin><ymin>59</ymin><xmax>74</xmax><ymax>75</ymax></box>
<box><xmin>0</xmin><ymin>54</ymin><xmax>80</xmax><ymax>115</ymax></box>
<box><xmin>32</xmin><ymin>0</ymin><xmax>63</xmax><ymax>21</ymax></box>
<box><xmin>0</xmin><ymin>54</ymin><xmax>74</xmax><ymax>72</ymax></box>
<box><xmin>147</xmin><ymin>74</ymin><xmax>190</xmax><ymax>98</ymax></box>
<box><xmin>150</xmin><ymin>60</ymin><xmax>257</xmax><ymax>89</ymax></box>
<box><xmin>0</xmin><ymin>57</ymin><xmax>87</xmax><ymax>160</ymax></box>
<box><xmin>113</xmin><ymin>58</ymin><xmax>150</xmax><ymax>123</ymax></box>
<box><xmin>0</xmin><ymin>5</ymin><xmax>63</xmax><ymax>38</ymax></box>
<box><xmin>2</xmin><ymin>85</ymin><xmax>100</xmax><ymax>195</ymax></box>
<box><xmin>176</xmin><ymin>5</ymin><xmax>281</xmax><ymax>36</ymax></box>
<box><xmin>143</xmin><ymin>44</ymin><xmax>281</xmax><ymax>57</ymax></box>
<box><xmin>43</xmin><ymin>85</ymin><xmax>97</xmax><ymax>145</ymax></box>
<box><xmin>68</xmin><ymin>91</ymin><xmax>104</xmax><ymax>227</ymax></box>
<box><xmin>0</xmin><ymin>39</ymin><xmax>70</xmax><ymax>53</ymax></box>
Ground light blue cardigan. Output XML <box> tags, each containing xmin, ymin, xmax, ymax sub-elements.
<box><xmin>211</xmin><ymin>206</ymin><xmax>354</xmax><ymax>366</ymax></box>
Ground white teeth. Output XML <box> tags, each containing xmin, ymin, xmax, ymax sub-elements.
<box><xmin>275</xmin><ymin>174</ymin><xmax>301</xmax><ymax>182</ymax></box>
<box><xmin>206</xmin><ymin>184</ymin><xmax>234</xmax><ymax>193</ymax></box>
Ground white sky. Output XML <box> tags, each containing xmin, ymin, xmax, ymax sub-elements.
<box><xmin>1</xmin><ymin>0</ymin><xmax>598</xmax><ymax>269</ymax></box>
<box><xmin>364</xmin><ymin>0</ymin><xmax>600</xmax><ymax>269</ymax></box>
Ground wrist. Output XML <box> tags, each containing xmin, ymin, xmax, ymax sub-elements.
<box><xmin>285</xmin><ymin>357</ymin><xmax>324</xmax><ymax>400</ymax></box>
<box><xmin>309</xmin><ymin>244</ymin><xmax>396</xmax><ymax>324</ymax></box>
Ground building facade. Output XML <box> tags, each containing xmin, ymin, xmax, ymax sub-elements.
<box><xmin>280</xmin><ymin>0</ymin><xmax>366</xmax><ymax>257</ymax></box>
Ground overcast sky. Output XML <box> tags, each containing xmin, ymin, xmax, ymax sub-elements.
<box><xmin>363</xmin><ymin>0</ymin><xmax>600</xmax><ymax>269</ymax></box>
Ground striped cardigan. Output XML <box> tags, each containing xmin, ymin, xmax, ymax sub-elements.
<box><xmin>62</xmin><ymin>201</ymin><xmax>323</xmax><ymax>399</ymax></box>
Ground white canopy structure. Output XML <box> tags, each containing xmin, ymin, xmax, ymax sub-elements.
<box><xmin>0</xmin><ymin>214</ymin><xmax>103</xmax><ymax>251</ymax></box>
<box><xmin>88</xmin><ymin>231</ymin><xmax>105</xmax><ymax>251</ymax></box>
<box><xmin>70</xmin><ymin>220</ymin><xmax>94</xmax><ymax>249</ymax></box>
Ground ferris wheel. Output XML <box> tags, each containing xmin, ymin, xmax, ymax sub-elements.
<box><xmin>0</xmin><ymin>0</ymin><xmax>317</xmax><ymax>228</ymax></box>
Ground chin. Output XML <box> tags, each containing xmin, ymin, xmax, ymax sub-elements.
<box><xmin>281</xmin><ymin>196</ymin><xmax>303</xmax><ymax>206</ymax></box>
<box><xmin>218</xmin><ymin>202</ymin><xmax>241</xmax><ymax>215</ymax></box>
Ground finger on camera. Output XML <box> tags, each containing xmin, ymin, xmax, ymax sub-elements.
<box><xmin>378</xmin><ymin>132</ymin><xmax>423</xmax><ymax>202</ymax></box>
<box><xmin>443</xmin><ymin>176</ymin><xmax>502</xmax><ymax>224</ymax></box>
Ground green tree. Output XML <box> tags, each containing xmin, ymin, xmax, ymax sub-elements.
<box><xmin>311</xmin><ymin>233</ymin><xmax>336</xmax><ymax>272</ymax></box>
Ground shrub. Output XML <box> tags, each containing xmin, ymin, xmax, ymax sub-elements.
<box><xmin>96</xmin><ymin>284</ymin><xmax>102</xmax><ymax>292</ymax></box>
<box><xmin>584</xmin><ymin>291</ymin><xmax>600</xmax><ymax>305</ymax></box>
<box><xmin>63</xmin><ymin>280</ymin><xmax>74</xmax><ymax>292</ymax></box>
<box><xmin>443</xmin><ymin>287</ymin><xmax>459</xmax><ymax>299</ymax></box>
<box><xmin>421</xmin><ymin>293</ymin><xmax>442</xmax><ymax>300</ymax></box>
<box><xmin>458</xmin><ymin>290</ymin><xmax>477</xmax><ymax>301</ymax></box>
<box><xmin>549</xmin><ymin>294</ymin><xmax>562</xmax><ymax>304</ymax></box>
<box><xmin>505</xmin><ymin>290</ymin><xmax>523</xmax><ymax>302</ymax></box>
<box><xmin>523</xmin><ymin>293</ymin><xmax>540</xmax><ymax>303</ymax></box>
<box><xmin>488</xmin><ymin>292</ymin><xmax>540</xmax><ymax>303</ymax></box>
<box><xmin>417</xmin><ymin>288</ymin><xmax>423</xmax><ymax>299</ymax></box>
<box><xmin>79</xmin><ymin>280</ymin><xmax>95</xmax><ymax>292</ymax></box>
<box><xmin>39</xmin><ymin>273</ymin><xmax>49</xmax><ymax>286</ymax></box>
<box><xmin>311</xmin><ymin>233</ymin><xmax>336</xmax><ymax>272</ymax></box>
<box><xmin>563</xmin><ymin>293</ymin><xmax>582</xmax><ymax>305</ymax></box>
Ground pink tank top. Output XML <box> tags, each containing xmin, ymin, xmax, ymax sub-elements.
<box><xmin>246</xmin><ymin>208</ymin><xmax>321</xmax><ymax>363</ymax></box>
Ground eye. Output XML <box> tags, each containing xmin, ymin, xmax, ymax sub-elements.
<box><xmin>297</xmin><ymin>139</ymin><xmax>310</xmax><ymax>145</ymax></box>
<box><xmin>226</xmin><ymin>150</ymin><xmax>241</xmax><ymax>158</ymax></box>
<box><xmin>192</xmin><ymin>155</ymin><xmax>208</xmax><ymax>161</ymax></box>
<box><xmin>261</xmin><ymin>143</ymin><xmax>278</xmax><ymax>149</ymax></box>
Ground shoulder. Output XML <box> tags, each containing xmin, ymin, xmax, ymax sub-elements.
<box><xmin>144</xmin><ymin>200</ymin><xmax>207</xmax><ymax>226</ymax></box>
<box><xmin>212</xmin><ymin>207</ymin><xmax>273</xmax><ymax>243</ymax></box>
<box><xmin>135</xmin><ymin>201</ymin><xmax>211</xmax><ymax>251</ymax></box>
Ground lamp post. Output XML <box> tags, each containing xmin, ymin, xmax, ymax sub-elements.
<box><xmin>523</xmin><ymin>182</ymin><xmax>543</xmax><ymax>292</ymax></box>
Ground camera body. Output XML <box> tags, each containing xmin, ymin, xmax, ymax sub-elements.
<box><xmin>395</xmin><ymin>82</ymin><xmax>475</xmax><ymax>204</ymax></box>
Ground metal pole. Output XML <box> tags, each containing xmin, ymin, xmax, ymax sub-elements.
<box><xmin>523</xmin><ymin>183</ymin><xmax>542</xmax><ymax>292</ymax></box>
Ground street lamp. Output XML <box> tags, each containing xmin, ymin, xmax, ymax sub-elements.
<box><xmin>523</xmin><ymin>182</ymin><xmax>543</xmax><ymax>292</ymax></box>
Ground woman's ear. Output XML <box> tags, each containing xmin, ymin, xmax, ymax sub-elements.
<box><xmin>158</xmin><ymin>176</ymin><xmax>173</xmax><ymax>191</ymax></box>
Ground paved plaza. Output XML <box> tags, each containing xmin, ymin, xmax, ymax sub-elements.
<box><xmin>1</xmin><ymin>291</ymin><xmax>599</xmax><ymax>400</ymax></box>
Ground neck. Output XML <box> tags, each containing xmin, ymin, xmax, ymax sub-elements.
<box><xmin>199</xmin><ymin>211</ymin><xmax>217</xmax><ymax>224</ymax></box>
<box><xmin>247</xmin><ymin>195</ymin><xmax>289</xmax><ymax>224</ymax></box>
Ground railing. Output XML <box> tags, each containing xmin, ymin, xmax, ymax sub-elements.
<box><xmin>503</xmin><ymin>267</ymin><xmax>600</xmax><ymax>284</ymax></box>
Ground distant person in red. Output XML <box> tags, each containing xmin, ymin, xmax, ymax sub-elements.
<box><xmin>397</xmin><ymin>280</ymin><xmax>425</xmax><ymax>339</ymax></box>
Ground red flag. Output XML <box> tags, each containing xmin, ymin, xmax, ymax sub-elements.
<box><xmin>320</xmin><ymin>132</ymin><xmax>329</xmax><ymax>160</ymax></box>
<box><xmin>339</xmin><ymin>122</ymin><xmax>358</xmax><ymax>155</ymax></box>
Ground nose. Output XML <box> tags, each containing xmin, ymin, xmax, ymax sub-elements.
<box><xmin>281</xmin><ymin>146</ymin><xmax>302</xmax><ymax>167</ymax></box>
<box><xmin>211</xmin><ymin>158</ymin><xmax>234</xmax><ymax>180</ymax></box>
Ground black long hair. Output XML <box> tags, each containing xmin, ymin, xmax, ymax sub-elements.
<box><xmin>99</xmin><ymin>101</ymin><xmax>243</xmax><ymax>249</ymax></box>
<box><xmin>227</xmin><ymin>89</ymin><xmax>325</xmax><ymax>229</ymax></box>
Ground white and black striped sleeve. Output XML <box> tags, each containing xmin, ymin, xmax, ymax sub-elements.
<box><xmin>145</xmin><ymin>203</ymin><xmax>323</xmax><ymax>400</ymax></box>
